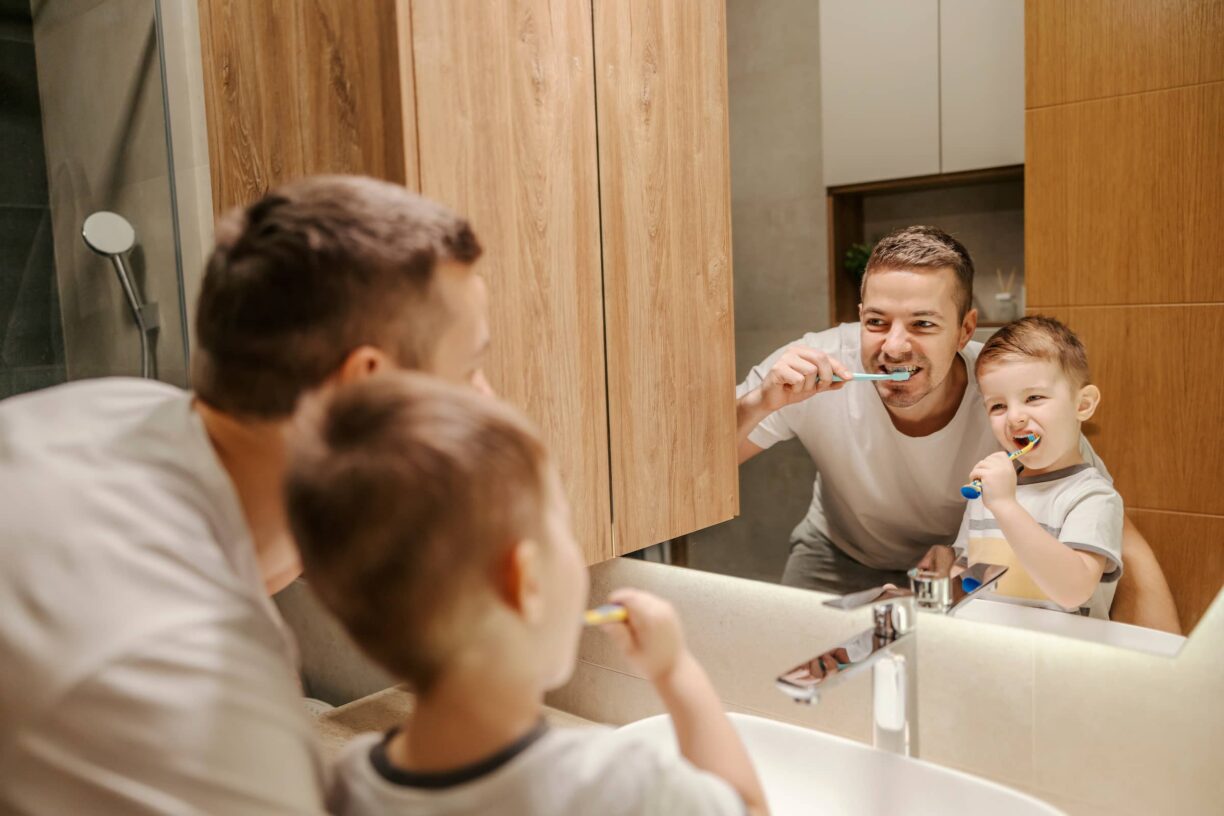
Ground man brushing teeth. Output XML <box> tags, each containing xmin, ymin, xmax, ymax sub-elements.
<box><xmin>733</xmin><ymin>226</ymin><xmax>1173</xmax><ymax>627</ymax></box>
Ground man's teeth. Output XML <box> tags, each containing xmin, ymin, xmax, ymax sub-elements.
<box><xmin>883</xmin><ymin>365</ymin><xmax>919</xmax><ymax>373</ymax></box>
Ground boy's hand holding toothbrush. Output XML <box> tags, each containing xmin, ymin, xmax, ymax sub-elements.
<box><xmin>595</xmin><ymin>589</ymin><xmax>771</xmax><ymax>816</ymax></box>
<box><xmin>970</xmin><ymin>452</ymin><xmax>1019</xmax><ymax>512</ymax></box>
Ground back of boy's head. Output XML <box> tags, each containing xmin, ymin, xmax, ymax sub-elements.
<box><xmin>976</xmin><ymin>315</ymin><xmax>1091</xmax><ymax>388</ymax></box>
<box><xmin>285</xmin><ymin>372</ymin><xmax>550</xmax><ymax>693</ymax></box>
<box><xmin>194</xmin><ymin>175</ymin><xmax>482</xmax><ymax>420</ymax></box>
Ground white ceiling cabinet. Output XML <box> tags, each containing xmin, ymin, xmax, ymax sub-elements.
<box><xmin>820</xmin><ymin>0</ymin><xmax>1023</xmax><ymax>186</ymax></box>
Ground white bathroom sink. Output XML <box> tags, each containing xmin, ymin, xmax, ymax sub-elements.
<box><xmin>618</xmin><ymin>712</ymin><xmax>1062</xmax><ymax>816</ymax></box>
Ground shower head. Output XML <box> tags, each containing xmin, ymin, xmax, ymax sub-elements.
<box><xmin>82</xmin><ymin>211</ymin><xmax>136</xmax><ymax>257</ymax></box>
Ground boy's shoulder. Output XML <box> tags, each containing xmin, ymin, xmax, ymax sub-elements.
<box><xmin>327</xmin><ymin>726</ymin><xmax>742</xmax><ymax>816</ymax></box>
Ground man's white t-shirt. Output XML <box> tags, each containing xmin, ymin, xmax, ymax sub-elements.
<box><xmin>328</xmin><ymin>723</ymin><xmax>744</xmax><ymax>816</ymax></box>
<box><xmin>740</xmin><ymin>323</ymin><xmax>1107</xmax><ymax>571</ymax></box>
<box><xmin>0</xmin><ymin>379</ymin><xmax>326</xmax><ymax>815</ymax></box>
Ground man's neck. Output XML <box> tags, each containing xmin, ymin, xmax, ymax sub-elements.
<box><xmin>194</xmin><ymin>400</ymin><xmax>300</xmax><ymax>594</ymax></box>
<box><xmin>884</xmin><ymin>353</ymin><xmax>969</xmax><ymax>437</ymax></box>
<box><xmin>390</xmin><ymin>649</ymin><xmax>542</xmax><ymax>773</ymax></box>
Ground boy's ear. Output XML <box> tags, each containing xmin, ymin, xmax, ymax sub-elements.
<box><xmin>1076</xmin><ymin>383</ymin><xmax>1101</xmax><ymax>421</ymax></box>
<box><xmin>332</xmin><ymin>345</ymin><xmax>393</xmax><ymax>386</ymax></box>
<box><xmin>496</xmin><ymin>539</ymin><xmax>545</xmax><ymax>625</ymax></box>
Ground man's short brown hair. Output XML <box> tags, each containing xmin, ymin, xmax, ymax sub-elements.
<box><xmin>193</xmin><ymin>175</ymin><xmax>482</xmax><ymax>418</ymax></box>
<box><xmin>285</xmin><ymin>372</ymin><xmax>550</xmax><ymax>693</ymax></box>
<box><xmin>976</xmin><ymin>315</ymin><xmax>1092</xmax><ymax>388</ymax></box>
<box><xmin>861</xmin><ymin>225</ymin><xmax>975</xmax><ymax>319</ymax></box>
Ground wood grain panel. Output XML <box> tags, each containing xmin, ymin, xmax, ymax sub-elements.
<box><xmin>410</xmin><ymin>0</ymin><xmax>612</xmax><ymax>564</ymax></box>
<box><xmin>594</xmin><ymin>0</ymin><xmax>739</xmax><ymax>554</ymax></box>
<box><xmin>1127</xmin><ymin>509</ymin><xmax>1224</xmax><ymax>633</ymax></box>
<box><xmin>198</xmin><ymin>0</ymin><xmax>415</xmax><ymax>214</ymax></box>
<box><xmin>1042</xmin><ymin>305</ymin><xmax>1224</xmax><ymax>516</ymax></box>
<box><xmin>1026</xmin><ymin>0</ymin><xmax>1224</xmax><ymax>108</ymax></box>
<box><xmin>1026</xmin><ymin>83</ymin><xmax>1224</xmax><ymax>307</ymax></box>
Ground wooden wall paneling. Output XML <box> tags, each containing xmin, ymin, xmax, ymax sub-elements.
<box><xmin>1051</xmin><ymin>305</ymin><xmax>1224</xmax><ymax>517</ymax></box>
<box><xmin>198</xmin><ymin>0</ymin><xmax>413</xmax><ymax>214</ymax></box>
<box><xmin>593</xmin><ymin>0</ymin><xmax>739</xmax><ymax>554</ymax></box>
<box><xmin>1026</xmin><ymin>0</ymin><xmax>1224</xmax><ymax>109</ymax></box>
<box><xmin>827</xmin><ymin>192</ymin><xmax>864</xmax><ymax>325</ymax></box>
<box><xmin>1128</xmin><ymin>509</ymin><xmax>1224</xmax><ymax>633</ymax></box>
<box><xmin>410</xmin><ymin>0</ymin><xmax>613</xmax><ymax>564</ymax></box>
<box><xmin>1026</xmin><ymin>83</ymin><xmax>1224</xmax><ymax>307</ymax></box>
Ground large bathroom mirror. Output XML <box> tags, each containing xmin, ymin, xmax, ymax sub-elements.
<box><xmin>638</xmin><ymin>0</ymin><xmax>1221</xmax><ymax>657</ymax></box>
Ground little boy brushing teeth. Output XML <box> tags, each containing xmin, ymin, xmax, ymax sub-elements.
<box><xmin>953</xmin><ymin>316</ymin><xmax>1124</xmax><ymax>618</ymax></box>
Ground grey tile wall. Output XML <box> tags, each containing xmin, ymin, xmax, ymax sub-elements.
<box><xmin>0</xmin><ymin>0</ymin><xmax>67</xmax><ymax>399</ymax></box>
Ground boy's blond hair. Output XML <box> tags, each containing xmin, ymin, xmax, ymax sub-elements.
<box><xmin>285</xmin><ymin>372</ymin><xmax>550</xmax><ymax>693</ymax></box>
<box><xmin>976</xmin><ymin>315</ymin><xmax>1091</xmax><ymax>388</ymax></box>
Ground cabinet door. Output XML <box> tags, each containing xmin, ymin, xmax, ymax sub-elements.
<box><xmin>198</xmin><ymin>0</ymin><xmax>416</xmax><ymax>214</ymax></box>
<box><xmin>819</xmin><ymin>0</ymin><xmax>940</xmax><ymax>186</ymax></box>
<box><xmin>593</xmin><ymin>0</ymin><xmax>739</xmax><ymax>554</ymax></box>
<box><xmin>411</xmin><ymin>0</ymin><xmax>613</xmax><ymax>564</ymax></box>
<box><xmin>940</xmin><ymin>0</ymin><xmax>1024</xmax><ymax>173</ymax></box>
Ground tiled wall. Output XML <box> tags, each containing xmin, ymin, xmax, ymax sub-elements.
<box><xmin>0</xmin><ymin>0</ymin><xmax>67</xmax><ymax>398</ymax></box>
<box><xmin>548</xmin><ymin>558</ymin><xmax>1224</xmax><ymax>816</ymax></box>
<box><xmin>685</xmin><ymin>0</ymin><xmax>827</xmax><ymax>584</ymax></box>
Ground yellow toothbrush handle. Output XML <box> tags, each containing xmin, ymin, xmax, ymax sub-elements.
<box><xmin>583</xmin><ymin>603</ymin><xmax>628</xmax><ymax>626</ymax></box>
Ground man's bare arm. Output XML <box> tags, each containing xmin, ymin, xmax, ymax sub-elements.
<box><xmin>1111</xmin><ymin>515</ymin><xmax>1181</xmax><ymax>634</ymax></box>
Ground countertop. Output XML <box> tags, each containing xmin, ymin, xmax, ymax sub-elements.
<box><xmin>312</xmin><ymin>684</ymin><xmax>600</xmax><ymax>759</ymax></box>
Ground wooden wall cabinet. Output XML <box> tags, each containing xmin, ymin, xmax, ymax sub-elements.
<box><xmin>1025</xmin><ymin>0</ymin><xmax>1224</xmax><ymax>630</ymax></box>
<box><xmin>198</xmin><ymin>0</ymin><xmax>739</xmax><ymax>564</ymax></box>
<box><xmin>819</xmin><ymin>0</ymin><xmax>1024</xmax><ymax>186</ymax></box>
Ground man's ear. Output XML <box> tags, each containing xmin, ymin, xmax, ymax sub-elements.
<box><xmin>958</xmin><ymin>307</ymin><xmax>979</xmax><ymax>350</ymax></box>
<box><xmin>496</xmin><ymin>539</ymin><xmax>545</xmax><ymax>625</ymax></box>
<box><xmin>333</xmin><ymin>345</ymin><xmax>393</xmax><ymax>386</ymax></box>
<box><xmin>1076</xmin><ymin>383</ymin><xmax>1101</xmax><ymax>422</ymax></box>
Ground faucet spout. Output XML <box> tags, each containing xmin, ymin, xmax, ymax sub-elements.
<box><xmin>775</xmin><ymin>599</ymin><xmax>919</xmax><ymax>756</ymax></box>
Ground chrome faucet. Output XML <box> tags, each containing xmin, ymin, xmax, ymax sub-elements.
<box><xmin>776</xmin><ymin>592</ymin><xmax>919</xmax><ymax>756</ymax></box>
<box><xmin>774</xmin><ymin>562</ymin><xmax>1009</xmax><ymax>758</ymax></box>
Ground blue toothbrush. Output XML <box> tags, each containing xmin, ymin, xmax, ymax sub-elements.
<box><xmin>961</xmin><ymin>434</ymin><xmax>1040</xmax><ymax>499</ymax></box>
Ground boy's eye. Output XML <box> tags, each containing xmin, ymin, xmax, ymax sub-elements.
<box><xmin>1026</xmin><ymin>395</ymin><xmax>1045</xmax><ymax>403</ymax></box>
<box><xmin>866</xmin><ymin>318</ymin><xmax>886</xmax><ymax>328</ymax></box>
<box><xmin>988</xmin><ymin>403</ymin><xmax>1005</xmax><ymax>413</ymax></box>
<box><xmin>913</xmin><ymin>320</ymin><xmax>936</xmax><ymax>329</ymax></box>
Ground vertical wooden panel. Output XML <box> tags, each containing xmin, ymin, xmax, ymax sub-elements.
<box><xmin>411</xmin><ymin>0</ymin><xmax>612</xmax><ymax>564</ymax></box>
<box><xmin>1047</xmin><ymin>305</ymin><xmax>1224</xmax><ymax>516</ymax></box>
<box><xmin>1026</xmin><ymin>83</ymin><xmax>1224</xmax><ymax>307</ymax></box>
<box><xmin>1026</xmin><ymin>0</ymin><xmax>1224</xmax><ymax>108</ymax></box>
<box><xmin>1128</xmin><ymin>510</ymin><xmax>1224</xmax><ymax>632</ymax></box>
<box><xmin>198</xmin><ymin>0</ymin><xmax>414</xmax><ymax>214</ymax></box>
<box><xmin>594</xmin><ymin>0</ymin><xmax>738</xmax><ymax>554</ymax></box>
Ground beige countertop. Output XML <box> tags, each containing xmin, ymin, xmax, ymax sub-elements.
<box><xmin>312</xmin><ymin>685</ymin><xmax>600</xmax><ymax>759</ymax></box>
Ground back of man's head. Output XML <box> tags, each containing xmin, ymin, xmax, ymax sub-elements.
<box><xmin>285</xmin><ymin>372</ymin><xmax>550</xmax><ymax>694</ymax></box>
<box><xmin>193</xmin><ymin>175</ymin><xmax>482</xmax><ymax>419</ymax></box>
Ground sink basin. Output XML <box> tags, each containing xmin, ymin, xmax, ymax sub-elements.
<box><xmin>617</xmin><ymin>712</ymin><xmax>1062</xmax><ymax>815</ymax></box>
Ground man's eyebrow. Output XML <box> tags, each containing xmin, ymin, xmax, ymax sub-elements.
<box><xmin>862</xmin><ymin>306</ymin><xmax>942</xmax><ymax>317</ymax></box>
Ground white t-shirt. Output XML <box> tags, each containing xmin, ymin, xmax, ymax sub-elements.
<box><xmin>953</xmin><ymin>464</ymin><xmax>1124</xmax><ymax>618</ymax></box>
<box><xmin>328</xmin><ymin>724</ymin><xmax>744</xmax><ymax>816</ymax></box>
<box><xmin>0</xmin><ymin>379</ymin><xmax>326</xmax><ymax>815</ymax></box>
<box><xmin>740</xmin><ymin>323</ymin><xmax>1108</xmax><ymax>571</ymax></box>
